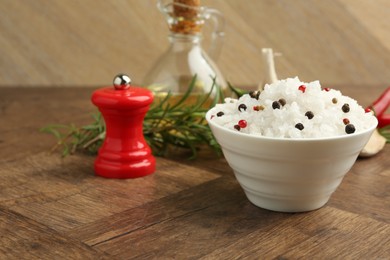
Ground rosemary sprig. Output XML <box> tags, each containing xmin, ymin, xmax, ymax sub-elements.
<box><xmin>41</xmin><ymin>77</ymin><xmax>242</xmax><ymax>159</ymax></box>
<box><xmin>143</xmin><ymin>76</ymin><xmax>223</xmax><ymax>158</ymax></box>
<box><xmin>40</xmin><ymin>113</ymin><xmax>106</xmax><ymax>157</ymax></box>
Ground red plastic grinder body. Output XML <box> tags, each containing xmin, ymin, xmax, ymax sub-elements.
<box><xmin>91</xmin><ymin>74</ymin><xmax>155</xmax><ymax>178</ymax></box>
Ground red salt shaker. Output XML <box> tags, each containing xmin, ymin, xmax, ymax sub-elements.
<box><xmin>91</xmin><ymin>74</ymin><xmax>155</xmax><ymax>178</ymax></box>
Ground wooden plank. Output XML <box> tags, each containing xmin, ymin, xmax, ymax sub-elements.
<box><xmin>329</xmin><ymin>145</ymin><xmax>390</xmax><ymax>224</ymax></box>
<box><xmin>201</xmin><ymin>207</ymin><xmax>390</xmax><ymax>259</ymax></box>
<box><xmin>0</xmin><ymin>152</ymin><xmax>220</xmax><ymax>232</ymax></box>
<box><xmin>92</xmin><ymin>202</ymin><xmax>390</xmax><ymax>259</ymax></box>
<box><xmin>283</xmin><ymin>207</ymin><xmax>390</xmax><ymax>258</ymax></box>
<box><xmin>0</xmin><ymin>87</ymin><xmax>95</xmax><ymax>162</ymax></box>
<box><xmin>93</xmin><ymin>194</ymin><xmax>287</xmax><ymax>259</ymax></box>
<box><xmin>0</xmin><ymin>206</ymin><xmax>110</xmax><ymax>259</ymax></box>
<box><xmin>66</xmin><ymin>177</ymin><xmax>242</xmax><ymax>246</ymax></box>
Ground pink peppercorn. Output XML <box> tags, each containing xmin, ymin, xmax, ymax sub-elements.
<box><xmin>238</xmin><ymin>120</ymin><xmax>247</xmax><ymax>128</ymax></box>
<box><xmin>298</xmin><ymin>85</ymin><xmax>306</xmax><ymax>93</ymax></box>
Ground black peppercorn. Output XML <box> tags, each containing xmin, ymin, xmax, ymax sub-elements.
<box><xmin>305</xmin><ymin>111</ymin><xmax>314</xmax><ymax>119</ymax></box>
<box><xmin>342</xmin><ymin>103</ymin><xmax>350</xmax><ymax>113</ymax></box>
<box><xmin>295</xmin><ymin>123</ymin><xmax>304</xmax><ymax>130</ymax></box>
<box><xmin>217</xmin><ymin>111</ymin><xmax>224</xmax><ymax>117</ymax></box>
<box><xmin>234</xmin><ymin>124</ymin><xmax>241</xmax><ymax>131</ymax></box>
<box><xmin>332</xmin><ymin>98</ymin><xmax>338</xmax><ymax>104</ymax></box>
<box><xmin>249</xmin><ymin>91</ymin><xmax>260</xmax><ymax>100</ymax></box>
<box><xmin>238</xmin><ymin>104</ymin><xmax>247</xmax><ymax>112</ymax></box>
<box><xmin>345</xmin><ymin>124</ymin><xmax>355</xmax><ymax>134</ymax></box>
<box><xmin>272</xmin><ymin>101</ymin><xmax>281</xmax><ymax>109</ymax></box>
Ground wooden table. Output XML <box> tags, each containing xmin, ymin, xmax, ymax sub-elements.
<box><xmin>0</xmin><ymin>85</ymin><xmax>389</xmax><ymax>259</ymax></box>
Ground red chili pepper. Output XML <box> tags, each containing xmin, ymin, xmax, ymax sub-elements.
<box><xmin>377</xmin><ymin>114</ymin><xmax>390</xmax><ymax>129</ymax></box>
<box><xmin>367</xmin><ymin>87</ymin><xmax>390</xmax><ymax>128</ymax></box>
<box><xmin>368</xmin><ymin>87</ymin><xmax>390</xmax><ymax>117</ymax></box>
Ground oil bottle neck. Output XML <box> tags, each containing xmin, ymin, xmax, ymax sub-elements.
<box><xmin>168</xmin><ymin>34</ymin><xmax>202</xmax><ymax>51</ymax></box>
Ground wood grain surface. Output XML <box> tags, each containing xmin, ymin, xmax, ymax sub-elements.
<box><xmin>1</xmin><ymin>0</ymin><xmax>390</xmax><ymax>87</ymax></box>
<box><xmin>0</xmin><ymin>84</ymin><xmax>389</xmax><ymax>258</ymax></box>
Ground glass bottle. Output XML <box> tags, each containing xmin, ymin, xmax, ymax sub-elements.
<box><xmin>143</xmin><ymin>0</ymin><xmax>228</xmax><ymax>101</ymax></box>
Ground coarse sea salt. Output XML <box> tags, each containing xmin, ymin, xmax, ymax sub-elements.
<box><xmin>209</xmin><ymin>77</ymin><xmax>377</xmax><ymax>138</ymax></box>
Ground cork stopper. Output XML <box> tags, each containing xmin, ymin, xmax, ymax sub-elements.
<box><xmin>171</xmin><ymin>0</ymin><xmax>202</xmax><ymax>34</ymax></box>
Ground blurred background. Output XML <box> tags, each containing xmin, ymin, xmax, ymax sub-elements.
<box><xmin>1</xmin><ymin>0</ymin><xmax>390</xmax><ymax>87</ymax></box>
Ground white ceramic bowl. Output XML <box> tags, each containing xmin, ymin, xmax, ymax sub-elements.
<box><xmin>206</xmin><ymin>110</ymin><xmax>378</xmax><ymax>212</ymax></box>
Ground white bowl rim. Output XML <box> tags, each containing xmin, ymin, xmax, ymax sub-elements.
<box><xmin>205</xmin><ymin>109</ymin><xmax>378</xmax><ymax>143</ymax></box>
